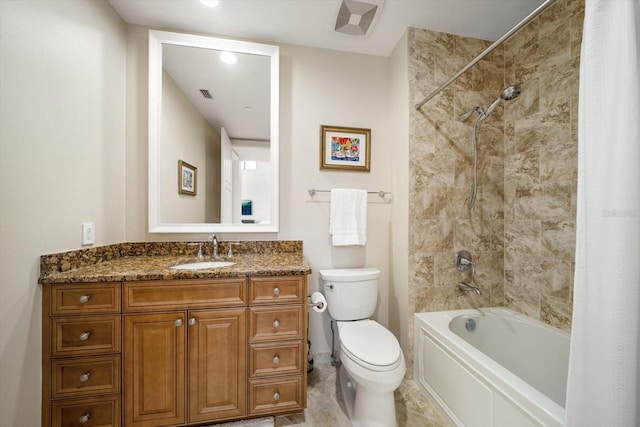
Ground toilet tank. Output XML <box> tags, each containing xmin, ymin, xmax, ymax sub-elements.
<box><xmin>319</xmin><ymin>268</ymin><xmax>380</xmax><ymax>321</ymax></box>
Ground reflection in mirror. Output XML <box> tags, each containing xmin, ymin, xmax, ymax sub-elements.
<box><xmin>148</xmin><ymin>30</ymin><xmax>279</xmax><ymax>233</ymax></box>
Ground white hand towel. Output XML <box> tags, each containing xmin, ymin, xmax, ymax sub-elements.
<box><xmin>330</xmin><ymin>188</ymin><xmax>367</xmax><ymax>246</ymax></box>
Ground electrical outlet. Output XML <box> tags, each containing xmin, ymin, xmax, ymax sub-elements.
<box><xmin>82</xmin><ymin>222</ymin><xmax>95</xmax><ymax>245</ymax></box>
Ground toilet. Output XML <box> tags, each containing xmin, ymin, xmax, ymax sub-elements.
<box><xmin>319</xmin><ymin>268</ymin><xmax>406</xmax><ymax>427</ymax></box>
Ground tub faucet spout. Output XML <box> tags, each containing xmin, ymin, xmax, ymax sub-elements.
<box><xmin>458</xmin><ymin>282</ymin><xmax>481</xmax><ymax>295</ymax></box>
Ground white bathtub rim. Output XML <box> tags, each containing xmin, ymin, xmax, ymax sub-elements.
<box><xmin>414</xmin><ymin>307</ymin><xmax>566</xmax><ymax>427</ymax></box>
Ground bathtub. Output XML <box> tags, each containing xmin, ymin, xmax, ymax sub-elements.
<box><xmin>414</xmin><ymin>308</ymin><xmax>570</xmax><ymax>427</ymax></box>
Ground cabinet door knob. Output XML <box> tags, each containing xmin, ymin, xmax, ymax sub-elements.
<box><xmin>79</xmin><ymin>294</ymin><xmax>90</xmax><ymax>304</ymax></box>
<box><xmin>272</xmin><ymin>319</ymin><xmax>280</xmax><ymax>328</ymax></box>
<box><xmin>79</xmin><ymin>331</ymin><xmax>91</xmax><ymax>341</ymax></box>
<box><xmin>79</xmin><ymin>372</ymin><xmax>91</xmax><ymax>383</ymax></box>
<box><xmin>273</xmin><ymin>355</ymin><xmax>280</xmax><ymax>364</ymax></box>
<box><xmin>79</xmin><ymin>413</ymin><xmax>91</xmax><ymax>424</ymax></box>
<box><xmin>273</xmin><ymin>287</ymin><xmax>280</xmax><ymax>296</ymax></box>
<box><xmin>272</xmin><ymin>392</ymin><xmax>280</xmax><ymax>401</ymax></box>
<box><xmin>175</xmin><ymin>319</ymin><xmax>183</xmax><ymax>327</ymax></box>
<box><xmin>188</xmin><ymin>317</ymin><xmax>197</xmax><ymax>326</ymax></box>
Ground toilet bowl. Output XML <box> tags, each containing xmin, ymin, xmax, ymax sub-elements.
<box><xmin>337</xmin><ymin>320</ymin><xmax>406</xmax><ymax>427</ymax></box>
<box><xmin>319</xmin><ymin>268</ymin><xmax>406</xmax><ymax>427</ymax></box>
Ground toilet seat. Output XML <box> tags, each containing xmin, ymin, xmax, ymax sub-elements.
<box><xmin>337</xmin><ymin>320</ymin><xmax>402</xmax><ymax>372</ymax></box>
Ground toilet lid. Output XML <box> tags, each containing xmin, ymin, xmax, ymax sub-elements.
<box><xmin>338</xmin><ymin>320</ymin><xmax>401</xmax><ymax>367</ymax></box>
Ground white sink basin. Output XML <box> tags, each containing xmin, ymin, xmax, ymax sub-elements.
<box><xmin>171</xmin><ymin>261</ymin><xmax>236</xmax><ymax>270</ymax></box>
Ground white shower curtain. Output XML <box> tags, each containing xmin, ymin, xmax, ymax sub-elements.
<box><xmin>565</xmin><ymin>0</ymin><xmax>640</xmax><ymax>426</ymax></box>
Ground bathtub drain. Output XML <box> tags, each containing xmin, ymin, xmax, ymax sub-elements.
<box><xmin>465</xmin><ymin>318</ymin><xmax>476</xmax><ymax>331</ymax></box>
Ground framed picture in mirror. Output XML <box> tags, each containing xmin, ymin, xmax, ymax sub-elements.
<box><xmin>178</xmin><ymin>160</ymin><xmax>197</xmax><ymax>196</ymax></box>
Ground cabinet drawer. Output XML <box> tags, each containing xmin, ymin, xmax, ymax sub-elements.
<box><xmin>249</xmin><ymin>341</ymin><xmax>304</xmax><ymax>378</ymax></box>
<box><xmin>51</xmin><ymin>355</ymin><xmax>120</xmax><ymax>398</ymax></box>
<box><xmin>51</xmin><ymin>315</ymin><xmax>120</xmax><ymax>357</ymax></box>
<box><xmin>51</xmin><ymin>395</ymin><xmax>120</xmax><ymax>427</ymax></box>
<box><xmin>249</xmin><ymin>276</ymin><xmax>304</xmax><ymax>305</ymax></box>
<box><xmin>249</xmin><ymin>306</ymin><xmax>303</xmax><ymax>342</ymax></box>
<box><xmin>123</xmin><ymin>279</ymin><xmax>247</xmax><ymax>312</ymax></box>
<box><xmin>51</xmin><ymin>283</ymin><xmax>120</xmax><ymax>315</ymax></box>
<box><xmin>248</xmin><ymin>376</ymin><xmax>304</xmax><ymax>416</ymax></box>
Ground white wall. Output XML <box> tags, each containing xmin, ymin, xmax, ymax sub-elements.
<box><xmin>0</xmin><ymin>1</ymin><xmax>127</xmax><ymax>426</ymax></box>
<box><xmin>387</xmin><ymin>31</ymin><xmax>410</xmax><ymax>358</ymax></box>
<box><xmin>160</xmin><ymin>70</ymin><xmax>220</xmax><ymax>223</ymax></box>
<box><xmin>276</xmin><ymin>44</ymin><xmax>392</xmax><ymax>353</ymax></box>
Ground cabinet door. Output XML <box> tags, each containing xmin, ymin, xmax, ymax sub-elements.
<box><xmin>124</xmin><ymin>313</ymin><xmax>186</xmax><ymax>427</ymax></box>
<box><xmin>188</xmin><ymin>308</ymin><xmax>247</xmax><ymax>423</ymax></box>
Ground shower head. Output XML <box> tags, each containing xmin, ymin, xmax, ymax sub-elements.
<box><xmin>501</xmin><ymin>84</ymin><xmax>521</xmax><ymax>101</ymax></box>
<box><xmin>481</xmin><ymin>84</ymin><xmax>521</xmax><ymax>119</ymax></box>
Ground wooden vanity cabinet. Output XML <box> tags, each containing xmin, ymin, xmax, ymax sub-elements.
<box><xmin>42</xmin><ymin>282</ymin><xmax>122</xmax><ymax>427</ymax></box>
<box><xmin>43</xmin><ymin>274</ymin><xmax>307</xmax><ymax>427</ymax></box>
<box><xmin>123</xmin><ymin>279</ymin><xmax>247</xmax><ymax>427</ymax></box>
<box><xmin>248</xmin><ymin>276</ymin><xmax>307</xmax><ymax>416</ymax></box>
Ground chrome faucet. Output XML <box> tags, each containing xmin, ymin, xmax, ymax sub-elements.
<box><xmin>458</xmin><ymin>282</ymin><xmax>481</xmax><ymax>295</ymax></box>
<box><xmin>208</xmin><ymin>234</ymin><xmax>218</xmax><ymax>258</ymax></box>
<box><xmin>188</xmin><ymin>242</ymin><xmax>204</xmax><ymax>259</ymax></box>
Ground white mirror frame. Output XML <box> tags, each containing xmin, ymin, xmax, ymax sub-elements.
<box><xmin>148</xmin><ymin>30</ymin><xmax>279</xmax><ymax>233</ymax></box>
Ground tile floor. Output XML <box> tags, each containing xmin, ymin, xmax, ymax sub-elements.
<box><xmin>275</xmin><ymin>355</ymin><xmax>452</xmax><ymax>427</ymax></box>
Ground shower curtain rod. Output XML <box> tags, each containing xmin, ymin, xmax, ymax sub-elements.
<box><xmin>414</xmin><ymin>0</ymin><xmax>557</xmax><ymax>111</ymax></box>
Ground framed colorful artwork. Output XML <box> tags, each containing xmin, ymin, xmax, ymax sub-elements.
<box><xmin>320</xmin><ymin>125</ymin><xmax>371</xmax><ymax>172</ymax></box>
<box><xmin>178</xmin><ymin>160</ymin><xmax>197</xmax><ymax>196</ymax></box>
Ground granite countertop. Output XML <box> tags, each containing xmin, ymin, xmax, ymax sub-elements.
<box><xmin>39</xmin><ymin>241</ymin><xmax>311</xmax><ymax>284</ymax></box>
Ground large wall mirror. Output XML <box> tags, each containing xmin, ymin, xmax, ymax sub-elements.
<box><xmin>148</xmin><ymin>30</ymin><xmax>279</xmax><ymax>233</ymax></box>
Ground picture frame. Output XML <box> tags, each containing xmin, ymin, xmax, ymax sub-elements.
<box><xmin>320</xmin><ymin>125</ymin><xmax>371</xmax><ymax>172</ymax></box>
<box><xmin>178</xmin><ymin>160</ymin><xmax>197</xmax><ymax>196</ymax></box>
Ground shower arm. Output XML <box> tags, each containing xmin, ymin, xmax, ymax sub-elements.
<box><xmin>414</xmin><ymin>0</ymin><xmax>557</xmax><ymax>110</ymax></box>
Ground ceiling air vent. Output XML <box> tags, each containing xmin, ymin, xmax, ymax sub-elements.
<box><xmin>334</xmin><ymin>0</ymin><xmax>384</xmax><ymax>36</ymax></box>
<box><xmin>199</xmin><ymin>89</ymin><xmax>213</xmax><ymax>99</ymax></box>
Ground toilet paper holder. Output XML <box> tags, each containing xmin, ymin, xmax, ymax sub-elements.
<box><xmin>307</xmin><ymin>292</ymin><xmax>327</xmax><ymax>312</ymax></box>
<box><xmin>308</xmin><ymin>296</ymin><xmax>325</xmax><ymax>310</ymax></box>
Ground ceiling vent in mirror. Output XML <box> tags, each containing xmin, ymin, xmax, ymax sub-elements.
<box><xmin>199</xmin><ymin>89</ymin><xmax>213</xmax><ymax>99</ymax></box>
<box><xmin>334</xmin><ymin>0</ymin><xmax>384</xmax><ymax>36</ymax></box>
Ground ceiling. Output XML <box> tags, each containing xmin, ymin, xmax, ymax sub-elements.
<box><xmin>109</xmin><ymin>0</ymin><xmax>547</xmax><ymax>57</ymax></box>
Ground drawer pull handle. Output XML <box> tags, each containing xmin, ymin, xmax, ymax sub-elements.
<box><xmin>79</xmin><ymin>413</ymin><xmax>91</xmax><ymax>424</ymax></box>
<box><xmin>273</xmin><ymin>287</ymin><xmax>280</xmax><ymax>296</ymax></box>
<box><xmin>272</xmin><ymin>319</ymin><xmax>280</xmax><ymax>328</ymax></box>
<box><xmin>273</xmin><ymin>355</ymin><xmax>280</xmax><ymax>364</ymax></box>
<box><xmin>273</xmin><ymin>392</ymin><xmax>280</xmax><ymax>401</ymax></box>
<box><xmin>79</xmin><ymin>372</ymin><xmax>91</xmax><ymax>383</ymax></box>
<box><xmin>175</xmin><ymin>319</ymin><xmax>183</xmax><ymax>327</ymax></box>
<box><xmin>79</xmin><ymin>294</ymin><xmax>90</xmax><ymax>304</ymax></box>
<box><xmin>79</xmin><ymin>331</ymin><xmax>91</xmax><ymax>341</ymax></box>
<box><xmin>188</xmin><ymin>317</ymin><xmax>197</xmax><ymax>326</ymax></box>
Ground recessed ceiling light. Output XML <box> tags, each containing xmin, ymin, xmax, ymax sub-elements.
<box><xmin>220</xmin><ymin>51</ymin><xmax>237</xmax><ymax>64</ymax></box>
<box><xmin>200</xmin><ymin>0</ymin><xmax>219</xmax><ymax>7</ymax></box>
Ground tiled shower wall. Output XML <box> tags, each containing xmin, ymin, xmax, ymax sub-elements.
<box><xmin>407</xmin><ymin>0</ymin><xmax>583</xmax><ymax>370</ymax></box>
<box><xmin>503</xmin><ymin>0</ymin><xmax>583</xmax><ymax>331</ymax></box>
